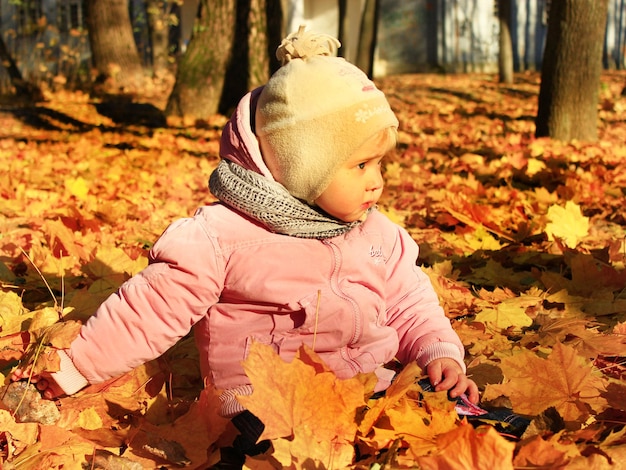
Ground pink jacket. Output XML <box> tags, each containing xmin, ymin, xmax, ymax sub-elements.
<box><xmin>54</xmin><ymin>89</ymin><xmax>466</xmax><ymax>416</ymax></box>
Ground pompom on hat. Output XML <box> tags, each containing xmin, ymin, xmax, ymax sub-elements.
<box><xmin>255</xmin><ymin>26</ymin><xmax>399</xmax><ymax>204</ymax></box>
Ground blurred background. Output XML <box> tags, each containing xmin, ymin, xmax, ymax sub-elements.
<box><xmin>2</xmin><ymin>0</ymin><xmax>625</xmax><ymax>92</ymax></box>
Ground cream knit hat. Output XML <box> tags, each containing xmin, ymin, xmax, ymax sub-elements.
<box><xmin>255</xmin><ymin>26</ymin><xmax>399</xmax><ymax>203</ymax></box>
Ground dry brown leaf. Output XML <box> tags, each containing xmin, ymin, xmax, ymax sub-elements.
<box><xmin>513</xmin><ymin>435</ymin><xmax>570</xmax><ymax>468</ymax></box>
<box><xmin>483</xmin><ymin>343</ymin><xmax>607</xmax><ymax>422</ymax></box>
<box><xmin>417</xmin><ymin>423</ymin><xmax>515</xmax><ymax>470</ymax></box>
<box><xmin>0</xmin><ymin>409</ymin><xmax>39</xmax><ymax>457</ymax></box>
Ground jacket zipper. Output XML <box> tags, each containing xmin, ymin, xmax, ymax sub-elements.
<box><xmin>323</xmin><ymin>239</ymin><xmax>362</xmax><ymax>372</ymax></box>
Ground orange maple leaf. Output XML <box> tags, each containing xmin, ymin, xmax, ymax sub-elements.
<box><xmin>270</xmin><ymin>425</ymin><xmax>356</xmax><ymax>469</ymax></box>
<box><xmin>570</xmin><ymin>252</ymin><xmax>626</xmax><ymax>295</ymax></box>
<box><xmin>237</xmin><ymin>341</ymin><xmax>365</xmax><ymax>466</ymax></box>
<box><xmin>371</xmin><ymin>391</ymin><xmax>459</xmax><ymax>462</ymax></box>
<box><xmin>417</xmin><ymin>423</ymin><xmax>515</xmax><ymax>470</ymax></box>
<box><xmin>521</xmin><ymin>317</ymin><xmax>626</xmax><ymax>358</ymax></box>
<box><xmin>0</xmin><ymin>409</ymin><xmax>39</xmax><ymax>459</ymax></box>
<box><xmin>43</xmin><ymin>218</ymin><xmax>93</xmax><ymax>262</ymax></box>
<box><xmin>483</xmin><ymin>342</ymin><xmax>607</xmax><ymax>422</ymax></box>
<box><xmin>358</xmin><ymin>361</ymin><xmax>422</xmax><ymax>435</ymax></box>
<box><xmin>0</xmin><ymin>331</ymin><xmax>29</xmax><ymax>365</ymax></box>
<box><xmin>513</xmin><ymin>435</ymin><xmax>570</xmax><ymax>468</ymax></box>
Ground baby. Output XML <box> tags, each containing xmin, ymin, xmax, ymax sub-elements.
<box><xmin>14</xmin><ymin>26</ymin><xmax>478</xmax><ymax>464</ymax></box>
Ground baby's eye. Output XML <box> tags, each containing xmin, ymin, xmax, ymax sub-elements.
<box><xmin>357</xmin><ymin>162</ymin><xmax>366</xmax><ymax>169</ymax></box>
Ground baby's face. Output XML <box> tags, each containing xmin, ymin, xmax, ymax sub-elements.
<box><xmin>315</xmin><ymin>131</ymin><xmax>392</xmax><ymax>223</ymax></box>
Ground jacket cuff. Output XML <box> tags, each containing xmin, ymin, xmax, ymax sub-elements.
<box><xmin>220</xmin><ymin>384</ymin><xmax>254</xmax><ymax>418</ymax></box>
<box><xmin>50</xmin><ymin>350</ymin><xmax>90</xmax><ymax>395</ymax></box>
<box><xmin>416</xmin><ymin>342</ymin><xmax>466</xmax><ymax>373</ymax></box>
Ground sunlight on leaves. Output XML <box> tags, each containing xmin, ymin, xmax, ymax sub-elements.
<box><xmin>64</xmin><ymin>176</ymin><xmax>90</xmax><ymax>200</ymax></box>
<box><xmin>0</xmin><ymin>409</ymin><xmax>39</xmax><ymax>458</ymax></box>
<box><xmin>77</xmin><ymin>406</ymin><xmax>103</xmax><ymax>430</ymax></box>
<box><xmin>545</xmin><ymin>201</ymin><xmax>590</xmax><ymax>249</ymax></box>
<box><xmin>417</xmin><ymin>423</ymin><xmax>515</xmax><ymax>470</ymax></box>
<box><xmin>2</xmin><ymin>74</ymin><xmax>626</xmax><ymax>468</ymax></box>
<box><xmin>483</xmin><ymin>343</ymin><xmax>607</xmax><ymax>422</ymax></box>
<box><xmin>238</xmin><ymin>342</ymin><xmax>365</xmax><ymax>466</ymax></box>
<box><xmin>474</xmin><ymin>296</ymin><xmax>535</xmax><ymax>331</ymax></box>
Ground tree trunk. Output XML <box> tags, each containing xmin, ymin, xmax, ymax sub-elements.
<box><xmin>265</xmin><ymin>0</ymin><xmax>283</xmax><ymax>74</ymax></box>
<box><xmin>535</xmin><ymin>0</ymin><xmax>609</xmax><ymax>141</ymax></box>
<box><xmin>337</xmin><ymin>0</ymin><xmax>347</xmax><ymax>58</ymax></box>
<box><xmin>145</xmin><ymin>0</ymin><xmax>172</xmax><ymax>74</ymax></box>
<box><xmin>219</xmin><ymin>0</ymin><xmax>282</xmax><ymax>114</ymax></box>
<box><xmin>0</xmin><ymin>33</ymin><xmax>43</xmax><ymax>101</ymax></box>
<box><xmin>355</xmin><ymin>0</ymin><xmax>379</xmax><ymax>78</ymax></box>
<box><xmin>498</xmin><ymin>0</ymin><xmax>514</xmax><ymax>84</ymax></box>
<box><xmin>218</xmin><ymin>0</ymin><xmax>271</xmax><ymax>115</ymax></box>
<box><xmin>165</xmin><ymin>0</ymin><xmax>236</xmax><ymax>119</ymax></box>
<box><xmin>86</xmin><ymin>0</ymin><xmax>144</xmax><ymax>86</ymax></box>
<box><xmin>247</xmin><ymin>0</ymin><xmax>271</xmax><ymax>90</ymax></box>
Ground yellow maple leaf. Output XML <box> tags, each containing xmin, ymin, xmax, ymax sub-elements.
<box><xmin>384</xmin><ymin>392</ymin><xmax>459</xmax><ymax>460</ymax></box>
<box><xmin>513</xmin><ymin>435</ymin><xmax>570</xmax><ymax>468</ymax></box>
<box><xmin>82</xmin><ymin>246</ymin><xmax>147</xmax><ymax>302</ymax></box>
<box><xmin>65</xmin><ymin>176</ymin><xmax>90</xmax><ymax>200</ymax></box>
<box><xmin>85</xmin><ymin>246</ymin><xmax>148</xmax><ymax>279</ymax></box>
<box><xmin>0</xmin><ymin>409</ymin><xmax>39</xmax><ymax>458</ymax></box>
<box><xmin>237</xmin><ymin>341</ymin><xmax>365</xmax><ymax>465</ymax></box>
<box><xmin>417</xmin><ymin>423</ymin><xmax>515</xmax><ymax>470</ymax></box>
<box><xmin>358</xmin><ymin>361</ymin><xmax>422</xmax><ymax>435</ymax></box>
<box><xmin>0</xmin><ymin>290</ymin><xmax>34</xmax><ymax>335</ymax></box>
<box><xmin>474</xmin><ymin>296</ymin><xmax>534</xmax><ymax>332</ymax></box>
<box><xmin>77</xmin><ymin>406</ymin><xmax>103</xmax><ymax>430</ymax></box>
<box><xmin>463</xmin><ymin>226</ymin><xmax>502</xmax><ymax>251</ymax></box>
<box><xmin>526</xmin><ymin>157</ymin><xmax>547</xmax><ymax>176</ymax></box>
<box><xmin>28</xmin><ymin>306</ymin><xmax>74</xmax><ymax>332</ymax></box>
<box><xmin>544</xmin><ymin>201</ymin><xmax>589</xmax><ymax>248</ymax></box>
<box><xmin>37</xmin><ymin>319</ymin><xmax>82</xmax><ymax>349</ymax></box>
<box><xmin>271</xmin><ymin>425</ymin><xmax>355</xmax><ymax>469</ymax></box>
<box><xmin>483</xmin><ymin>343</ymin><xmax>607</xmax><ymax>422</ymax></box>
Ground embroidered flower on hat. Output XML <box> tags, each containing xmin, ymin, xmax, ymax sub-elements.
<box><xmin>355</xmin><ymin>105</ymin><xmax>390</xmax><ymax>123</ymax></box>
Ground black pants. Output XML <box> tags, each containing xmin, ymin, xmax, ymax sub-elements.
<box><xmin>211</xmin><ymin>411</ymin><xmax>270</xmax><ymax>469</ymax></box>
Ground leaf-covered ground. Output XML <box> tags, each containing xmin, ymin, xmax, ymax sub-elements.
<box><xmin>1</xmin><ymin>72</ymin><xmax>625</xmax><ymax>469</ymax></box>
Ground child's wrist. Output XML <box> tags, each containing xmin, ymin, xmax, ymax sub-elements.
<box><xmin>49</xmin><ymin>350</ymin><xmax>89</xmax><ymax>395</ymax></box>
<box><xmin>417</xmin><ymin>342</ymin><xmax>466</xmax><ymax>373</ymax></box>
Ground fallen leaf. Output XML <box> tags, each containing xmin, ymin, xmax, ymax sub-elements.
<box><xmin>65</xmin><ymin>176</ymin><xmax>90</xmax><ymax>200</ymax></box>
<box><xmin>483</xmin><ymin>343</ymin><xmax>607</xmax><ymax>422</ymax></box>
<box><xmin>237</xmin><ymin>341</ymin><xmax>365</xmax><ymax>464</ymax></box>
<box><xmin>417</xmin><ymin>423</ymin><xmax>515</xmax><ymax>470</ymax></box>
<box><xmin>0</xmin><ymin>409</ymin><xmax>39</xmax><ymax>458</ymax></box>
<box><xmin>545</xmin><ymin>201</ymin><xmax>589</xmax><ymax>249</ymax></box>
<box><xmin>474</xmin><ymin>295</ymin><xmax>535</xmax><ymax>331</ymax></box>
<box><xmin>358</xmin><ymin>361</ymin><xmax>422</xmax><ymax>435</ymax></box>
<box><xmin>513</xmin><ymin>435</ymin><xmax>570</xmax><ymax>468</ymax></box>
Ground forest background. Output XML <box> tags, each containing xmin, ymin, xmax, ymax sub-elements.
<box><xmin>1</xmin><ymin>0</ymin><xmax>626</xmax><ymax>469</ymax></box>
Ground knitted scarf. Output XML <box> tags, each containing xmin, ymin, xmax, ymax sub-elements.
<box><xmin>209</xmin><ymin>159</ymin><xmax>361</xmax><ymax>239</ymax></box>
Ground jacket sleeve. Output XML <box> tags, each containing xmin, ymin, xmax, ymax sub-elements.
<box><xmin>63</xmin><ymin>213</ymin><xmax>224</xmax><ymax>387</ymax></box>
<box><xmin>384</xmin><ymin>225</ymin><xmax>466</xmax><ymax>371</ymax></box>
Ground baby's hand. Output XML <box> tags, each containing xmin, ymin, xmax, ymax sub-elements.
<box><xmin>426</xmin><ymin>358</ymin><xmax>480</xmax><ymax>404</ymax></box>
<box><xmin>11</xmin><ymin>367</ymin><xmax>65</xmax><ymax>400</ymax></box>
